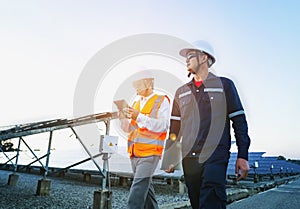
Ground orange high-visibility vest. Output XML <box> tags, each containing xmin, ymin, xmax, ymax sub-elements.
<box><xmin>128</xmin><ymin>94</ymin><xmax>168</xmax><ymax>157</ymax></box>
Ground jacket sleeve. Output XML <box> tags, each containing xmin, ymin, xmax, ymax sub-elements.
<box><xmin>225</xmin><ymin>79</ymin><xmax>251</xmax><ymax>161</ymax></box>
<box><xmin>165</xmin><ymin>90</ymin><xmax>182</xmax><ymax>149</ymax></box>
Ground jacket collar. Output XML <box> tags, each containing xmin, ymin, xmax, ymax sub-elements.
<box><xmin>187</xmin><ymin>72</ymin><xmax>218</xmax><ymax>86</ymax></box>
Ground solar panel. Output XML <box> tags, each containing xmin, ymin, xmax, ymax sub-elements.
<box><xmin>227</xmin><ymin>152</ymin><xmax>300</xmax><ymax>176</ymax></box>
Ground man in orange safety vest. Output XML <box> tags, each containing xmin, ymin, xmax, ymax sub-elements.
<box><xmin>119</xmin><ymin>74</ymin><xmax>170</xmax><ymax>209</ymax></box>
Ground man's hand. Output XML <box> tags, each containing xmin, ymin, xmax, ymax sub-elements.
<box><xmin>235</xmin><ymin>158</ymin><xmax>250</xmax><ymax>181</ymax></box>
<box><xmin>123</xmin><ymin>107</ymin><xmax>140</xmax><ymax>120</ymax></box>
<box><xmin>164</xmin><ymin>164</ymin><xmax>175</xmax><ymax>173</ymax></box>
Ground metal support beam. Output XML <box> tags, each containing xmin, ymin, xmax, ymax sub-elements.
<box><xmin>44</xmin><ymin>131</ymin><xmax>53</xmax><ymax>178</ymax></box>
<box><xmin>0</xmin><ymin>146</ymin><xmax>17</xmax><ymax>169</ymax></box>
<box><xmin>51</xmin><ymin>153</ymin><xmax>103</xmax><ymax>175</ymax></box>
<box><xmin>20</xmin><ymin>137</ymin><xmax>46</xmax><ymax>170</ymax></box>
<box><xmin>0</xmin><ymin>112</ymin><xmax>118</xmax><ymax>141</ymax></box>
<box><xmin>18</xmin><ymin>154</ymin><xmax>48</xmax><ymax>171</ymax></box>
<box><xmin>14</xmin><ymin>138</ymin><xmax>22</xmax><ymax>172</ymax></box>
<box><xmin>102</xmin><ymin>120</ymin><xmax>110</xmax><ymax>190</ymax></box>
<box><xmin>69</xmin><ymin>126</ymin><xmax>105</xmax><ymax>177</ymax></box>
<box><xmin>0</xmin><ymin>155</ymin><xmax>17</xmax><ymax>167</ymax></box>
<box><xmin>92</xmin><ymin>119</ymin><xmax>113</xmax><ymax>209</ymax></box>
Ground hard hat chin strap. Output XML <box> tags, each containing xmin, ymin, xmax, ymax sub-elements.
<box><xmin>193</xmin><ymin>54</ymin><xmax>206</xmax><ymax>74</ymax></box>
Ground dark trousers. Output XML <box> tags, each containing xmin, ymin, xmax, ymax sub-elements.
<box><xmin>182</xmin><ymin>157</ymin><xmax>228</xmax><ymax>209</ymax></box>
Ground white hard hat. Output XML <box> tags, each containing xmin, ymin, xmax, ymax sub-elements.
<box><xmin>179</xmin><ymin>40</ymin><xmax>216</xmax><ymax>67</ymax></box>
<box><xmin>131</xmin><ymin>70</ymin><xmax>154</xmax><ymax>91</ymax></box>
<box><xmin>131</xmin><ymin>70</ymin><xmax>155</xmax><ymax>82</ymax></box>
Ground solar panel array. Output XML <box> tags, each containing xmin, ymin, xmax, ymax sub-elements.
<box><xmin>227</xmin><ymin>152</ymin><xmax>300</xmax><ymax>176</ymax></box>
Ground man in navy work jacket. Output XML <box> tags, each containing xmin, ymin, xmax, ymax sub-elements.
<box><xmin>165</xmin><ymin>40</ymin><xmax>251</xmax><ymax>209</ymax></box>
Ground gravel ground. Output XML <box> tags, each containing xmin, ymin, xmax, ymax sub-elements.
<box><xmin>0</xmin><ymin>170</ymin><xmax>189</xmax><ymax>209</ymax></box>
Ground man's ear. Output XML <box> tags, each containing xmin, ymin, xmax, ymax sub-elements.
<box><xmin>202</xmin><ymin>54</ymin><xmax>208</xmax><ymax>63</ymax></box>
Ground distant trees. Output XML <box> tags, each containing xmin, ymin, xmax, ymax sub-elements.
<box><xmin>277</xmin><ymin>155</ymin><xmax>286</xmax><ymax>160</ymax></box>
<box><xmin>278</xmin><ymin>155</ymin><xmax>300</xmax><ymax>165</ymax></box>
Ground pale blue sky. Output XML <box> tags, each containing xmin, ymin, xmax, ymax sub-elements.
<box><xmin>0</xmin><ymin>0</ymin><xmax>299</xmax><ymax>158</ymax></box>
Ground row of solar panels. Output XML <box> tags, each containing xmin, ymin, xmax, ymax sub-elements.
<box><xmin>227</xmin><ymin>152</ymin><xmax>300</xmax><ymax>175</ymax></box>
<box><xmin>0</xmin><ymin>112</ymin><xmax>118</xmax><ymax>141</ymax></box>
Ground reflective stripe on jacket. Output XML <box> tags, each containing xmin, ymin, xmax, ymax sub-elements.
<box><xmin>128</xmin><ymin>94</ymin><xmax>167</xmax><ymax>157</ymax></box>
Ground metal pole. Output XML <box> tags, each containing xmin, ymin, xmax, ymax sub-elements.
<box><xmin>14</xmin><ymin>138</ymin><xmax>22</xmax><ymax>173</ymax></box>
<box><xmin>52</xmin><ymin>153</ymin><xmax>103</xmax><ymax>174</ymax></box>
<box><xmin>20</xmin><ymin>137</ymin><xmax>46</xmax><ymax>169</ymax></box>
<box><xmin>0</xmin><ymin>155</ymin><xmax>17</xmax><ymax>167</ymax></box>
<box><xmin>44</xmin><ymin>131</ymin><xmax>53</xmax><ymax>178</ymax></box>
<box><xmin>18</xmin><ymin>154</ymin><xmax>48</xmax><ymax>171</ymax></box>
<box><xmin>102</xmin><ymin>120</ymin><xmax>110</xmax><ymax>190</ymax></box>
<box><xmin>103</xmin><ymin>120</ymin><xmax>112</xmax><ymax>209</ymax></box>
<box><xmin>69</xmin><ymin>126</ymin><xmax>105</xmax><ymax>177</ymax></box>
<box><xmin>0</xmin><ymin>146</ymin><xmax>16</xmax><ymax>169</ymax></box>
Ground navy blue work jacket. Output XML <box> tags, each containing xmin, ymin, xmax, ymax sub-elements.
<box><xmin>168</xmin><ymin>72</ymin><xmax>250</xmax><ymax>163</ymax></box>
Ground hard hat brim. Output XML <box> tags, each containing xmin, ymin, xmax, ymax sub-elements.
<box><xmin>179</xmin><ymin>47</ymin><xmax>216</xmax><ymax>67</ymax></box>
<box><xmin>179</xmin><ymin>48</ymin><xmax>195</xmax><ymax>57</ymax></box>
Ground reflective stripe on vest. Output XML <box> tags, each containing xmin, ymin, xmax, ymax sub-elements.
<box><xmin>134</xmin><ymin>138</ymin><xmax>165</xmax><ymax>146</ymax></box>
<box><xmin>128</xmin><ymin>94</ymin><xmax>167</xmax><ymax>157</ymax></box>
<box><xmin>127</xmin><ymin>137</ymin><xmax>165</xmax><ymax>151</ymax></box>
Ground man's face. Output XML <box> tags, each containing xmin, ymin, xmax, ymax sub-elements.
<box><xmin>185</xmin><ymin>50</ymin><xmax>208</xmax><ymax>74</ymax></box>
<box><xmin>133</xmin><ymin>78</ymin><xmax>154</xmax><ymax>96</ymax></box>
<box><xmin>186</xmin><ymin>50</ymin><xmax>201</xmax><ymax>70</ymax></box>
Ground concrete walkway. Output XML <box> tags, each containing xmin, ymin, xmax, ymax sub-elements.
<box><xmin>160</xmin><ymin>176</ymin><xmax>300</xmax><ymax>209</ymax></box>
<box><xmin>227</xmin><ymin>177</ymin><xmax>300</xmax><ymax>209</ymax></box>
